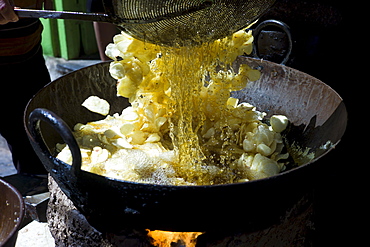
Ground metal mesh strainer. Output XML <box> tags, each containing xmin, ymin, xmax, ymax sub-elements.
<box><xmin>107</xmin><ymin>0</ymin><xmax>276</xmax><ymax>46</ymax></box>
<box><xmin>15</xmin><ymin>0</ymin><xmax>275</xmax><ymax>46</ymax></box>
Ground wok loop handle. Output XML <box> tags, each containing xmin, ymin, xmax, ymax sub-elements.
<box><xmin>28</xmin><ymin>108</ymin><xmax>82</xmax><ymax>177</ymax></box>
<box><xmin>252</xmin><ymin>19</ymin><xmax>293</xmax><ymax>65</ymax></box>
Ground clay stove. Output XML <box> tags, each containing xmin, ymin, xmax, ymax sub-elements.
<box><xmin>47</xmin><ymin>175</ymin><xmax>314</xmax><ymax>247</ymax></box>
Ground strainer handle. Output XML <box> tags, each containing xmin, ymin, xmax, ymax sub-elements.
<box><xmin>28</xmin><ymin>108</ymin><xmax>82</xmax><ymax>177</ymax></box>
<box><xmin>14</xmin><ymin>9</ymin><xmax>114</xmax><ymax>23</ymax></box>
<box><xmin>252</xmin><ymin>19</ymin><xmax>293</xmax><ymax>65</ymax></box>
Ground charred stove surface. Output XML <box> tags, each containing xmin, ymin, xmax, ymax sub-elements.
<box><xmin>47</xmin><ymin>175</ymin><xmax>152</xmax><ymax>247</ymax></box>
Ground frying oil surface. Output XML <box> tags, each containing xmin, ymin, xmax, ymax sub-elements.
<box><xmin>56</xmin><ymin>30</ymin><xmax>289</xmax><ymax>185</ymax></box>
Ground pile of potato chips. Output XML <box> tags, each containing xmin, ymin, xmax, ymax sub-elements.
<box><xmin>57</xmin><ymin>30</ymin><xmax>289</xmax><ymax>185</ymax></box>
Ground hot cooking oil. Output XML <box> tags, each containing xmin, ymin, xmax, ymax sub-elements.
<box><xmin>57</xmin><ymin>29</ymin><xmax>290</xmax><ymax>186</ymax></box>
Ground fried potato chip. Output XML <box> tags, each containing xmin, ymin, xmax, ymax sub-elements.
<box><xmin>82</xmin><ymin>96</ymin><xmax>110</xmax><ymax>116</ymax></box>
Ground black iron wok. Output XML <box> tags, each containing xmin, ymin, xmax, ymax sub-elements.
<box><xmin>24</xmin><ymin>57</ymin><xmax>347</xmax><ymax>233</ymax></box>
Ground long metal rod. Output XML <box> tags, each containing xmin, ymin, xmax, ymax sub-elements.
<box><xmin>14</xmin><ymin>9</ymin><xmax>112</xmax><ymax>23</ymax></box>
<box><xmin>15</xmin><ymin>9</ymin><xmax>164</xmax><ymax>24</ymax></box>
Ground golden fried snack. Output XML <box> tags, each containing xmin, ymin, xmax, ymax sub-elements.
<box><xmin>57</xmin><ymin>30</ymin><xmax>289</xmax><ymax>185</ymax></box>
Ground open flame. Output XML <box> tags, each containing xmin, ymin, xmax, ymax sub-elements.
<box><xmin>147</xmin><ymin>230</ymin><xmax>204</xmax><ymax>247</ymax></box>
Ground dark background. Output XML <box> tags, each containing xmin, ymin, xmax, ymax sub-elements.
<box><xmin>258</xmin><ymin>0</ymin><xmax>362</xmax><ymax>245</ymax></box>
